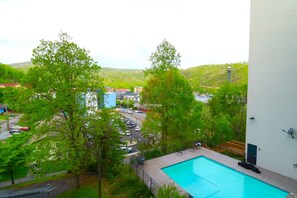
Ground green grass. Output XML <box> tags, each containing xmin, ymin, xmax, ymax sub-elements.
<box><xmin>0</xmin><ymin>166</ymin><xmax>28</xmax><ymax>182</ymax></box>
<box><xmin>57</xmin><ymin>183</ymin><xmax>109</xmax><ymax>198</ymax></box>
<box><xmin>0</xmin><ymin>160</ymin><xmax>67</xmax><ymax>183</ymax></box>
<box><xmin>0</xmin><ymin>115</ymin><xmax>6</xmax><ymax>121</ymax></box>
<box><xmin>0</xmin><ymin>113</ymin><xmax>19</xmax><ymax>121</ymax></box>
<box><xmin>41</xmin><ymin>160</ymin><xmax>68</xmax><ymax>174</ymax></box>
<box><xmin>1</xmin><ymin>173</ymin><xmax>69</xmax><ymax>190</ymax></box>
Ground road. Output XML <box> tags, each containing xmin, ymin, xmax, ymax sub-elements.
<box><xmin>0</xmin><ymin>114</ymin><xmax>23</xmax><ymax>140</ymax></box>
<box><xmin>121</xmin><ymin>112</ymin><xmax>146</xmax><ymax>127</ymax></box>
<box><xmin>121</xmin><ymin>111</ymin><xmax>148</xmax><ymax>147</ymax></box>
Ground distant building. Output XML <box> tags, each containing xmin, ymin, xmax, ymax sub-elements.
<box><xmin>105</xmin><ymin>86</ymin><xmax>115</xmax><ymax>92</ymax></box>
<box><xmin>84</xmin><ymin>90</ymin><xmax>98</xmax><ymax>115</ymax></box>
<box><xmin>0</xmin><ymin>83</ymin><xmax>20</xmax><ymax>88</ymax></box>
<box><xmin>84</xmin><ymin>90</ymin><xmax>116</xmax><ymax>114</ymax></box>
<box><xmin>114</xmin><ymin>88</ymin><xmax>130</xmax><ymax>93</ymax></box>
<box><xmin>194</xmin><ymin>92</ymin><xmax>212</xmax><ymax>103</ymax></box>
<box><xmin>103</xmin><ymin>92</ymin><xmax>116</xmax><ymax>108</ymax></box>
<box><xmin>123</xmin><ymin>91</ymin><xmax>140</xmax><ymax>102</ymax></box>
<box><xmin>246</xmin><ymin>0</ymin><xmax>297</xmax><ymax>180</ymax></box>
<box><xmin>134</xmin><ymin>86</ymin><xmax>143</xmax><ymax>93</ymax></box>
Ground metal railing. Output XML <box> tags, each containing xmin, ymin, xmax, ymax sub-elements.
<box><xmin>130</xmin><ymin>162</ymin><xmax>160</xmax><ymax>196</ymax></box>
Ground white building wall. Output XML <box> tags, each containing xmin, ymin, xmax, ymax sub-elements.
<box><xmin>247</xmin><ymin>0</ymin><xmax>297</xmax><ymax>179</ymax></box>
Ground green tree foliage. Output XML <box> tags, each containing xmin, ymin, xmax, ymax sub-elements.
<box><xmin>0</xmin><ymin>63</ymin><xmax>24</xmax><ymax>83</ymax></box>
<box><xmin>200</xmin><ymin>83</ymin><xmax>247</xmax><ymax>145</ymax></box>
<box><xmin>0</xmin><ymin>63</ymin><xmax>24</xmax><ymax>104</ymax></box>
<box><xmin>145</xmin><ymin>39</ymin><xmax>181</xmax><ymax>76</ymax></box>
<box><xmin>87</xmin><ymin>108</ymin><xmax>126</xmax><ymax>197</ymax></box>
<box><xmin>142</xmin><ymin>70</ymin><xmax>195</xmax><ymax>152</ymax></box>
<box><xmin>24</xmin><ymin>32</ymin><xmax>101</xmax><ymax>188</ymax></box>
<box><xmin>122</xmin><ymin>99</ymin><xmax>134</xmax><ymax>108</ymax></box>
<box><xmin>141</xmin><ymin>40</ymin><xmax>197</xmax><ymax>153</ymax></box>
<box><xmin>109</xmin><ymin>165</ymin><xmax>152</xmax><ymax>198</ymax></box>
<box><xmin>2</xmin><ymin>87</ymin><xmax>24</xmax><ymax>112</ymax></box>
<box><xmin>0</xmin><ymin>133</ymin><xmax>31</xmax><ymax>185</ymax></box>
<box><xmin>0</xmin><ymin>89</ymin><xmax>3</xmax><ymax>104</ymax></box>
<box><xmin>88</xmin><ymin>108</ymin><xmax>124</xmax><ymax>176</ymax></box>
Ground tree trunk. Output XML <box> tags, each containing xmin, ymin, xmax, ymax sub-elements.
<box><xmin>10</xmin><ymin>169</ymin><xmax>15</xmax><ymax>185</ymax></box>
<box><xmin>75</xmin><ymin>173</ymin><xmax>80</xmax><ymax>189</ymax></box>
<box><xmin>98</xmin><ymin>150</ymin><xmax>102</xmax><ymax>198</ymax></box>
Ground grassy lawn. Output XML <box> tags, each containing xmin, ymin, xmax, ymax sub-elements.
<box><xmin>57</xmin><ymin>181</ymin><xmax>109</xmax><ymax>198</ymax></box>
<box><xmin>0</xmin><ymin>166</ymin><xmax>28</xmax><ymax>182</ymax></box>
<box><xmin>0</xmin><ymin>114</ymin><xmax>7</xmax><ymax>121</ymax></box>
<box><xmin>0</xmin><ymin>113</ymin><xmax>20</xmax><ymax>121</ymax></box>
<box><xmin>0</xmin><ymin>160</ymin><xmax>67</xmax><ymax>183</ymax></box>
<box><xmin>1</xmin><ymin>173</ymin><xmax>69</xmax><ymax>190</ymax></box>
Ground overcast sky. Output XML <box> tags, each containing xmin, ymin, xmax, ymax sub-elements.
<box><xmin>0</xmin><ymin>0</ymin><xmax>250</xmax><ymax>69</ymax></box>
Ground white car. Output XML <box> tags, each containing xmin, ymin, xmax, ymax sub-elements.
<box><xmin>125</xmin><ymin>130</ymin><xmax>131</xmax><ymax>136</ymax></box>
<box><xmin>135</xmin><ymin>126</ymin><xmax>141</xmax><ymax>131</ymax></box>
<box><xmin>120</xmin><ymin>146</ymin><xmax>133</xmax><ymax>153</ymax></box>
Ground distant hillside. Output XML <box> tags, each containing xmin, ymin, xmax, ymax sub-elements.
<box><xmin>0</xmin><ymin>63</ymin><xmax>24</xmax><ymax>83</ymax></box>
<box><xmin>181</xmin><ymin>62</ymin><xmax>248</xmax><ymax>92</ymax></box>
<box><xmin>99</xmin><ymin>67</ymin><xmax>145</xmax><ymax>89</ymax></box>
<box><xmin>10</xmin><ymin>61</ymin><xmax>34</xmax><ymax>72</ymax></box>
<box><xmin>9</xmin><ymin>61</ymin><xmax>248</xmax><ymax>91</ymax></box>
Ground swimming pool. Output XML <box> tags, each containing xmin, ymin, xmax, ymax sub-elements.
<box><xmin>162</xmin><ymin>156</ymin><xmax>288</xmax><ymax>198</ymax></box>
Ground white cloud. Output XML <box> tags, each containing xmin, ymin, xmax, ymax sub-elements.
<box><xmin>0</xmin><ymin>0</ymin><xmax>250</xmax><ymax>69</ymax></box>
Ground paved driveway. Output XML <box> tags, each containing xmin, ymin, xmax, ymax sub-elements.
<box><xmin>0</xmin><ymin>114</ymin><xmax>23</xmax><ymax>140</ymax></box>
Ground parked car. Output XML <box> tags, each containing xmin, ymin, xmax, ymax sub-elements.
<box><xmin>9</xmin><ymin>129</ymin><xmax>21</xmax><ymax>134</ymax></box>
<box><xmin>120</xmin><ymin>146</ymin><xmax>133</xmax><ymax>153</ymax></box>
<box><xmin>135</xmin><ymin>126</ymin><xmax>141</xmax><ymax>131</ymax></box>
<box><xmin>10</xmin><ymin>125</ymin><xmax>30</xmax><ymax>131</ymax></box>
<box><xmin>125</xmin><ymin>130</ymin><xmax>131</xmax><ymax>136</ymax></box>
<box><xmin>127</xmin><ymin>110</ymin><xmax>134</xmax><ymax>114</ymax></box>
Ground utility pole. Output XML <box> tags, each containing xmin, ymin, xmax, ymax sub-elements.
<box><xmin>5</xmin><ymin>105</ymin><xmax>9</xmax><ymax>131</ymax></box>
<box><xmin>227</xmin><ymin>66</ymin><xmax>232</xmax><ymax>82</ymax></box>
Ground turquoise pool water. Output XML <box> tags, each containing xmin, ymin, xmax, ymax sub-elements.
<box><xmin>162</xmin><ymin>156</ymin><xmax>288</xmax><ymax>198</ymax></box>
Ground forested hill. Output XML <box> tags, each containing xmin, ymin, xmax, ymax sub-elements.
<box><xmin>0</xmin><ymin>63</ymin><xmax>24</xmax><ymax>83</ymax></box>
<box><xmin>181</xmin><ymin>62</ymin><xmax>248</xmax><ymax>91</ymax></box>
<box><xmin>99</xmin><ymin>67</ymin><xmax>145</xmax><ymax>89</ymax></box>
<box><xmin>8</xmin><ymin>62</ymin><xmax>248</xmax><ymax>91</ymax></box>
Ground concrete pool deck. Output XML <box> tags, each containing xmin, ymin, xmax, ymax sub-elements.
<box><xmin>143</xmin><ymin>147</ymin><xmax>297</xmax><ymax>197</ymax></box>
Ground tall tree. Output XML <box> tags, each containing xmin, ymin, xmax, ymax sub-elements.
<box><xmin>145</xmin><ymin>39</ymin><xmax>181</xmax><ymax>76</ymax></box>
<box><xmin>0</xmin><ymin>133</ymin><xmax>31</xmax><ymax>185</ymax></box>
<box><xmin>141</xmin><ymin>40</ymin><xmax>196</xmax><ymax>153</ymax></box>
<box><xmin>208</xmin><ymin>83</ymin><xmax>247</xmax><ymax>142</ymax></box>
<box><xmin>87</xmin><ymin>108</ymin><xmax>124</xmax><ymax>198</ymax></box>
<box><xmin>25</xmin><ymin>32</ymin><xmax>101</xmax><ymax>188</ymax></box>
